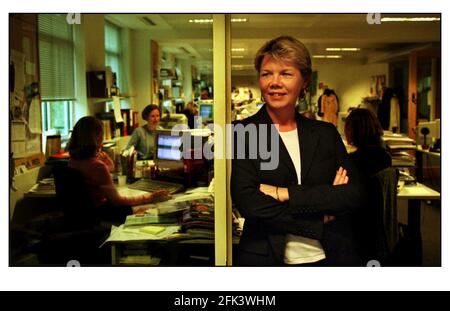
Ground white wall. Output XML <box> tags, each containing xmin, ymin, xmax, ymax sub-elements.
<box><xmin>313</xmin><ymin>61</ymin><xmax>389</xmax><ymax>113</ymax></box>
<box><xmin>129</xmin><ymin>30</ymin><xmax>152</xmax><ymax>118</ymax></box>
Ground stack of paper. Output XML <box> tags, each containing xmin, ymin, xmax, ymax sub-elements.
<box><xmin>124</xmin><ymin>214</ymin><xmax>178</xmax><ymax>227</ymax></box>
<box><xmin>382</xmin><ymin>134</ymin><xmax>416</xmax><ymax>167</ymax></box>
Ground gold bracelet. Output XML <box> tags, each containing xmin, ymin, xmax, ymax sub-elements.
<box><xmin>276</xmin><ymin>187</ymin><xmax>279</xmax><ymax>201</ymax></box>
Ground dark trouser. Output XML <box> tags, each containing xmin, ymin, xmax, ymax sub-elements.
<box><xmin>235</xmin><ymin>247</ymin><xmax>278</xmax><ymax>266</ymax></box>
<box><xmin>284</xmin><ymin>258</ymin><xmax>328</xmax><ymax>267</ymax></box>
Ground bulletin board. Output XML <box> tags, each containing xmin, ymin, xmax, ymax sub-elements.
<box><xmin>10</xmin><ymin>14</ymin><xmax>42</xmax><ymax>158</ymax></box>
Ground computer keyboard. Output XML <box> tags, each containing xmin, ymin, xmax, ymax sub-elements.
<box><xmin>128</xmin><ymin>178</ymin><xmax>184</xmax><ymax>194</ymax></box>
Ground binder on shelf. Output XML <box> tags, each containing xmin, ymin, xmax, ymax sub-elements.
<box><xmin>119</xmin><ymin>109</ymin><xmax>136</xmax><ymax>136</ymax></box>
<box><xmin>102</xmin><ymin>120</ymin><xmax>112</xmax><ymax>141</ymax></box>
<box><xmin>96</xmin><ymin>112</ymin><xmax>118</xmax><ymax>140</ymax></box>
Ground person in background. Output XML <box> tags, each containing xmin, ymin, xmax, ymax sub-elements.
<box><xmin>231</xmin><ymin>36</ymin><xmax>367</xmax><ymax>266</ymax></box>
<box><xmin>321</xmin><ymin>88</ymin><xmax>339</xmax><ymax>126</ymax></box>
<box><xmin>67</xmin><ymin>116</ymin><xmax>169</xmax><ymax>222</ymax></box>
<box><xmin>126</xmin><ymin>104</ymin><xmax>164</xmax><ymax>160</ymax></box>
<box><xmin>344</xmin><ymin>108</ymin><xmax>393</xmax><ymax>264</ymax></box>
<box><xmin>182</xmin><ymin>101</ymin><xmax>199</xmax><ymax>129</ymax></box>
<box><xmin>344</xmin><ymin>108</ymin><xmax>392</xmax><ymax>177</ymax></box>
<box><xmin>201</xmin><ymin>87</ymin><xmax>211</xmax><ymax>99</ymax></box>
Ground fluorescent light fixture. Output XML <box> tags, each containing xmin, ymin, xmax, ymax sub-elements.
<box><xmin>189</xmin><ymin>19</ymin><xmax>213</xmax><ymax>24</ymax></box>
<box><xmin>231</xmin><ymin>55</ymin><xmax>244</xmax><ymax>59</ymax></box>
<box><xmin>189</xmin><ymin>18</ymin><xmax>248</xmax><ymax>24</ymax></box>
<box><xmin>231</xmin><ymin>18</ymin><xmax>248</xmax><ymax>23</ymax></box>
<box><xmin>232</xmin><ymin>48</ymin><xmax>245</xmax><ymax>52</ymax></box>
<box><xmin>232</xmin><ymin>64</ymin><xmax>252</xmax><ymax>69</ymax></box>
<box><xmin>381</xmin><ymin>17</ymin><xmax>440</xmax><ymax>22</ymax></box>
<box><xmin>313</xmin><ymin>55</ymin><xmax>342</xmax><ymax>59</ymax></box>
<box><xmin>326</xmin><ymin>48</ymin><xmax>360</xmax><ymax>51</ymax></box>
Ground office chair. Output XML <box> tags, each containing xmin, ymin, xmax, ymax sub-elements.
<box><xmin>374</xmin><ymin>167</ymin><xmax>399</xmax><ymax>254</ymax></box>
<box><xmin>37</xmin><ymin>166</ymin><xmax>111</xmax><ymax>266</ymax></box>
<box><xmin>358</xmin><ymin>167</ymin><xmax>398</xmax><ymax>265</ymax></box>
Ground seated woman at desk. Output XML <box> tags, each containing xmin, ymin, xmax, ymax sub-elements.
<box><xmin>344</xmin><ymin>108</ymin><xmax>392</xmax><ymax>175</ymax></box>
<box><xmin>67</xmin><ymin>116</ymin><xmax>169</xmax><ymax>222</ymax></box>
<box><xmin>344</xmin><ymin>108</ymin><xmax>393</xmax><ymax>264</ymax></box>
<box><xmin>126</xmin><ymin>104</ymin><xmax>164</xmax><ymax>160</ymax></box>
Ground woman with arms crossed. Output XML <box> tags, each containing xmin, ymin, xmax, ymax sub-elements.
<box><xmin>231</xmin><ymin>36</ymin><xmax>368</xmax><ymax>266</ymax></box>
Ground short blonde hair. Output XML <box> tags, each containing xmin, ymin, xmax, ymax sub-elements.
<box><xmin>254</xmin><ymin>36</ymin><xmax>312</xmax><ymax>90</ymax></box>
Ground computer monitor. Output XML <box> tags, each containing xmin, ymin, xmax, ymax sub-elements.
<box><xmin>199</xmin><ymin>102</ymin><xmax>213</xmax><ymax>122</ymax></box>
<box><xmin>154</xmin><ymin>129</ymin><xmax>211</xmax><ymax>184</ymax></box>
<box><xmin>155</xmin><ymin>130</ymin><xmax>183</xmax><ymax>161</ymax></box>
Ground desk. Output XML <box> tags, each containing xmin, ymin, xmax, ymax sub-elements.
<box><xmin>109</xmin><ymin>236</ymin><xmax>216</xmax><ymax>266</ymax></box>
<box><xmin>104</xmin><ymin>189</ymin><xmax>218</xmax><ymax>266</ymax></box>
<box><xmin>397</xmin><ymin>182</ymin><xmax>440</xmax><ymax>265</ymax></box>
<box><xmin>415</xmin><ymin>146</ymin><xmax>440</xmax><ymax>183</ymax></box>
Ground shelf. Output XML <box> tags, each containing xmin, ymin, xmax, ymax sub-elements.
<box><xmin>362</xmin><ymin>96</ymin><xmax>381</xmax><ymax>102</ymax></box>
<box><xmin>88</xmin><ymin>96</ymin><xmax>131</xmax><ymax>104</ymax></box>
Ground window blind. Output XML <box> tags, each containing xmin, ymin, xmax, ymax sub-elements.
<box><xmin>38</xmin><ymin>14</ymin><xmax>75</xmax><ymax>101</ymax></box>
<box><xmin>105</xmin><ymin>21</ymin><xmax>122</xmax><ymax>88</ymax></box>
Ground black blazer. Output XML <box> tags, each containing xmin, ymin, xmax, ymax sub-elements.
<box><xmin>231</xmin><ymin>105</ymin><xmax>368</xmax><ymax>266</ymax></box>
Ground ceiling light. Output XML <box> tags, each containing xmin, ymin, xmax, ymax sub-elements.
<box><xmin>381</xmin><ymin>17</ymin><xmax>440</xmax><ymax>22</ymax></box>
<box><xmin>189</xmin><ymin>19</ymin><xmax>213</xmax><ymax>24</ymax></box>
<box><xmin>232</xmin><ymin>64</ymin><xmax>253</xmax><ymax>69</ymax></box>
<box><xmin>231</xmin><ymin>18</ymin><xmax>248</xmax><ymax>23</ymax></box>
<box><xmin>232</xmin><ymin>55</ymin><xmax>244</xmax><ymax>59</ymax></box>
<box><xmin>326</xmin><ymin>48</ymin><xmax>360</xmax><ymax>51</ymax></box>
<box><xmin>313</xmin><ymin>55</ymin><xmax>342</xmax><ymax>59</ymax></box>
<box><xmin>188</xmin><ymin>18</ymin><xmax>249</xmax><ymax>24</ymax></box>
<box><xmin>232</xmin><ymin>48</ymin><xmax>245</xmax><ymax>52</ymax></box>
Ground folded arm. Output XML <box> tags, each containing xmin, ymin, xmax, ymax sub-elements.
<box><xmin>231</xmin><ymin>157</ymin><xmax>323</xmax><ymax>239</ymax></box>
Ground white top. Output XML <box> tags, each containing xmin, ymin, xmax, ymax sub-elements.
<box><xmin>279</xmin><ymin>128</ymin><xmax>326</xmax><ymax>265</ymax></box>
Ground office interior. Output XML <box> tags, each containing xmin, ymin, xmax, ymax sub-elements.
<box><xmin>9</xmin><ymin>13</ymin><xmax>441</xmax><ymax>267</ymax></box>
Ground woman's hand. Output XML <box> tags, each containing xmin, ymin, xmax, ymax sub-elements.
<box><xmin>147</xmin><ymin>189</ymin><xmax>170</xmax><ymax>202</ymax></box>
<box><xmin>259</xmin><ymin>167</ymin><xmax>348</xmax><ymax>211</ymax></box>
<box><xmin>97</xmin><ymin>151</ymin><xmax>115</xmax><ymax>172</ymax></box>
<box><xmin>259</xmin><ymin>184</ymin><xmax>288</xmax><ymax>202</ymax></box>
<box><xmin>324</xmin><ymin>167</ymin><xmax>349</xmax><ymax>224</ymax></box>
<box><xmin>333</xmin><ymin>166</ymin><xmax>348</xmax><ymax>186</ymax></box>
<box><xmin>132</xmin><ymin>205</ymin><xmax>152</xmax><ymax>215</ymax></box>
